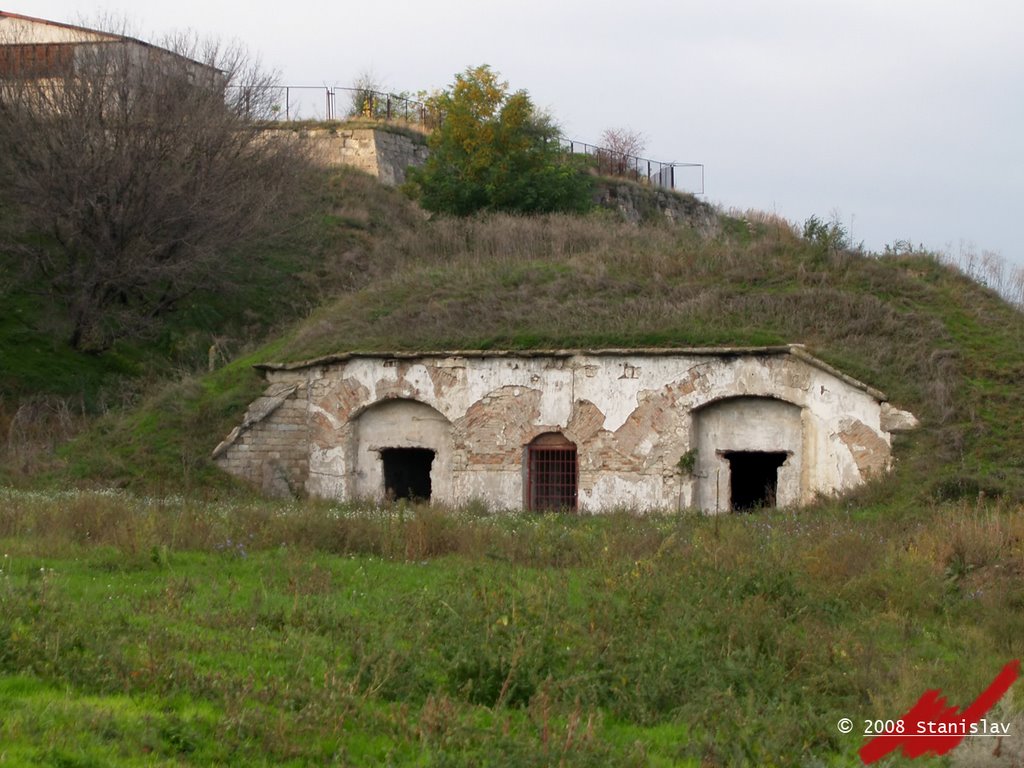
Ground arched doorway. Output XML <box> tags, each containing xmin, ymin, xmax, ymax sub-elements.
<box><xmin>692</xmin><ymin>396</ymin><xmax>803</xmax><ymax>513</ymax></box>
<box><xmin>352</xmin><ymin>398</ymin><xmax>453</xmax><ymax>503</ymax></box>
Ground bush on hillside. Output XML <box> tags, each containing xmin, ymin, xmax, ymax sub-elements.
<box><xmin>803</xmin><ymin>213</ymin><xmax>855</xmax><ymax>255</ymax></box>
<box><xmin>405</xmin><ymin>65</ymin><xmax>593</xmax><ymax>216</ymax></box>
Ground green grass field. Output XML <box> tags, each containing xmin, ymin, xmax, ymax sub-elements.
<box><xmin>2</xmin><ymin>489</ymin><xmax>1022</xmax><ymax>766</ymax></box>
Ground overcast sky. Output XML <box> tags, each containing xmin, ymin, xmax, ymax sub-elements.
<box><xmin>17</xmin><ymin>0</ymin><xmax>1024</xmax><ymax>266</ymax></box>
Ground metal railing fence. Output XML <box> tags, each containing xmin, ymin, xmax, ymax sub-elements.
<box><xmin>333</xmin><ymin>87</ymin><xmax>440</xmax><ymax>129</ymax></box>
<box><xmin>560</xmin><ymin>138</ymin><xmax>704</xmax><ymax>195</ymax></box>
<box><xmin>227</xmin><ymin>84</ymin><xmax>437</xmax><ymax>127</ymax></box>
<box><xmin>227</xmin><ymin>83</ymin><xmax>703</xmax><ymax>193</ymax></box>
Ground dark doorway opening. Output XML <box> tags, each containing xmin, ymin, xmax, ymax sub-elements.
<box><xmin>381</xmin><ymin>448</ymin><xmax>434</xmax><ymax>501</ymax></box>
<box><xmin>724</xmin><ymin>451</ymin><xmax>788</xmax><ymax>511</ymax></box>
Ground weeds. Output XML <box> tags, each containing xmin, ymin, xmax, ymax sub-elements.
<box><xmin>2</xmin><ymin>490</ymin><xmax>1021</xmax><ymax>764</ymax></box>
<box><xmin>0</xmin><ymin>493</ymin><xmax>1019</xmax><ymax>753</ymax></box>
<box><xmin>0</xmin><ymin>395</ymin><xmax>84</xmax><ymax>478</ymax></box>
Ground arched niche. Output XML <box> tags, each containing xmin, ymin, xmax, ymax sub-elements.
<box><xmin>352</xmin><ymin>398</ymin><xmax>453</xmax><ymax>503</ymax></box>
<box><xmin>692</xmin><ymin>396</ymin><xmax>803</xmax><ymax>513</ymax></box>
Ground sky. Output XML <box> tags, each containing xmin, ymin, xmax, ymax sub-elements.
<box><xmin>14</xmin><ymin>0</ymin><xmax>1024</xmax><ymax>266</ymax></box>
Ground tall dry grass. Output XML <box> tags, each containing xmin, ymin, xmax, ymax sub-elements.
<box><xmin>0</xmin><ymin>395</ymin><xmax>85</xmax><ymax>478</ymax></box>
<box><xmin>4</xmin><ymin>487</ymin><xmax>1023</xmax><ymax>577</ymax></box>
<box><xmin>287</xmin><ymin>211</ymin><xmax>956</xmax><ymax>416</ymax></box>
<box><xmin>934</xmin><ymin>242</ymin><xmax>1024</xmax><ymax>308</ymax></box>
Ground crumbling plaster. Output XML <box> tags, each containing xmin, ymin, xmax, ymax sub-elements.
<box><xmin>213</xmin><ymin>346</ymin><xmax>917</xmax><ymax>512</ymax></box>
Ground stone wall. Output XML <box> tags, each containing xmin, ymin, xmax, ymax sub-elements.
<box><xmin>212</xmin><ymin>383</ymin><xmax>310</xmax><ymax>497</ymax></box>
<box><xmin>372</xmin><ymin>130</ymin><xmax>430</xmax><ymax>186</ymax></box>
<box><xmin>294</xmin><ymin>126</ymin><xmax>429</xmax><ymax>186</ymax></box>
<box><xmin>594</xmin><ymin>180</ymin><xmax>720</xmax><ymax>235</ymax></box>
<box><xmin>213</xmin><ymin>347</ymin><xmax>917</xmax><ymax>512</ymax></box>
<box><xmin>282</xmin><ymin>125</ymin><xmax>715</xmax><ymax>230</ymax></box>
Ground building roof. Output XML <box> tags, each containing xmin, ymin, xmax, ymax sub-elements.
<box><xmin>0</xmin><ymin>10</ymin><xmax>222</xmax><ymax>74</ymax></box>
<box><xmin>1</xmin><ymin>10</ymin><xmax>135</xmax><ymax>43</ymax></box>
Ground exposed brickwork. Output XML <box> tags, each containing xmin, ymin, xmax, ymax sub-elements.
<box><xmin>456</xmin><ymin>387</ymin><xmax>542</xmax><ymax>467</ymax></box>
<box><xmin>839</xmin><ymin>418</ymin><xmax>891</xmax><ymax>478</ymax></box>
<box><xmin>313</xmin><ymin>376</ymin><xmax>370</xmax><ymax>423</ymax></box>
<box><xmin>214</xmin><ymin>393</ymin><xmax>310</xmax><ymax>497</ymax></box>
<box><xmin>566</xmin><ymin>400</ymin><xmax>605</xmax><ymax>444</ymax></box>
<box><xmin>427</xmin><ymin>365</ymin><xmax>462</xmax><ymax>401</ymax></box>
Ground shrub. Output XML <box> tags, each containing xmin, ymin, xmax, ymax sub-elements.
<box><xmin>406</xmin><ymin>65</ymin><xmax>593</xmax><ymax>216</ymax></box>
<box><xmin>802</xmin><ymin>214</ymin><xmax>852</xmax><ymax>254</ymax></box>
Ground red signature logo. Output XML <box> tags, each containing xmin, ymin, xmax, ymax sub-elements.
<box><xmin>860</xmin><ymin>659</ymin><xmax>1020</xmax><ymax>763</ymax></box>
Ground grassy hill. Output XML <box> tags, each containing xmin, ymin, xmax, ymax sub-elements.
<box><xmin>0</xmin><ymin>167</ymin><xmax>424</xmax><ymax>487</ymax></box>
<box><xmin>273</xmin><ymin>207</ymin><xmax>1024</xmax><ymax>503</ymax></box>
<box><xmin>17</xmin><ymin>167</ymin><xmax>1020</xmax><ymax>504</ymax></box>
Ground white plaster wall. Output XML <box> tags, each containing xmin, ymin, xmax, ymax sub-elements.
<box><xmin>455</xmin><ymin>469</ymin><xmax>523</xmax><ymax>510</ymax></box>
<box><xmin>575</xmin><ymin>357</ymin><xmax>656</xmax><ymax>431</ymax></box>
<box><xmin>583</xmin><ymin>472</ymin><xmax>676</xmax><ymax>512</ymax></box>
<box><xmin>795</xmin><ymin>366</ymin><xmax>890</xmax><ymax>494</ymax></box>
<box><xmin>219</xmin><ymin>350</ymin><xmax>900</xmax><ymax>512</ymax></box>
<box><xmin>308</xmin><ymin>445</ymin><xmax>346</xmax><ymax>498</ymax></box>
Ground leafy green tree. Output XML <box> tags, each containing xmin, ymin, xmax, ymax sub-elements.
<box><xmin>407</xmin><ymin>65</ymin><xmax>592</xmax><ymax>216</ymax></box>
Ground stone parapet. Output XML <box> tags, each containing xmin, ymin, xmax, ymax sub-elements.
<box><xmin>286</xmin><ymin>126</ymin><xmax>428</xmax><ymax>186</ymax></box>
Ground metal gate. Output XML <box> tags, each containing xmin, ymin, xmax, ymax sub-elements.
<box><xmin>527</xmin><ymin>439</ymin><xmax>578</xmax><ymax>511</ymax></box>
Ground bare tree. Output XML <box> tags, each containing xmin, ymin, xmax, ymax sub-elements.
<box><xmin>0</xmin><ymin>24</ymin><xmax>312</xmax><ymax>351</ymax></box>
<box><xmin>348</xmin><ymin>68</ymin><xmax>384</xmax><ymax>118</ymax></box>
<box><xmin>1012</xmin><ymin>265</ymin><xmax>1024</xmax><ymax>308</ymax></box>
<box><xmin>598</xmin><ymin>127</ymin><xmax>646</xmax><ymax>178</ymax></box>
